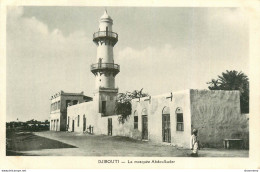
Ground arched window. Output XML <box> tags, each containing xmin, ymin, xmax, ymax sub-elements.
<box><xmin>176</xmin><ymin>107</ymin><xmax>184</xmax><ymax>131</ymax></box>
<box><xmin>66</xmin><ymin>100</ymin><xmax>71</xmax><ymax>107</ymax></box>
<box><xmin>73</xmin><ymin>100</ymin><xmax>78</xmax><ymax>105</ymax></box>
<box><xmin>141</xmin><ymin>108</ymin><xmax>148</xmax><ymax>115</ymax></box>
<box><xmin>162</xmin><ymin>106</ymin><xmax>170</xmax><ymax>114</ymax></box>
<box><xmin>134</xmin><ymin>111</ymin><xmax>138</xmax><ymax>129</ymax></box>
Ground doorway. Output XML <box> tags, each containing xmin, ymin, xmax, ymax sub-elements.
<box><xmin>142</xmin><ymin>115</ymin><xmax>148</xmax><ymax>140</ymax></box>
<box><xmin>108</xmin><ymin>118</ymin><xmax>112</xmax><ymax>136</ymax></box>
<box><xmin>53</xmin><ymin>120</ymin><xmax>55</xmax><ymax>131</ymax></box>
<box><xmin>162</xmin><ymin>114</ymin><xmax>171</xmax><ymax>143</ymax></box>
<box><xmin>72</xmin><ymin>120</ymin><xmax>75</xmax><ymax>132</ymax></box>
<box><xmin>56</xmin><ymin>119</ymin><xmax>59</xmax><ymax>131</ymax></box>
<box><xmin>83</xmin><ymin>115</ymin><xmax>86</xmax><ymax>132</ymax></box>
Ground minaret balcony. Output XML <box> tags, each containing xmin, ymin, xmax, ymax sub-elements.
<box><xmin>93</xmin><ymin>31</ymin><xmax>118</xmax><ymax>45</ymax></box>
<box><xmin>91</xmin><ymin>63</ymin><xmax>120</xmax><ymax>75</ymax></box>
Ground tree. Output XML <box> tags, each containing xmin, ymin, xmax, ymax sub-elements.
<box><xmin>116</xmin><ymin>89</ymin><xmax>149</xmax><ymax>124</ymax></box>
<box><xmin>207</xmin><ymin>70</ymin><xmax>249</xmax><ymax>113</ymax></box>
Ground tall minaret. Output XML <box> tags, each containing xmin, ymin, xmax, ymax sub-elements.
<box><xmin>91</xmin><ymin>10</ymin><xmax>119</xmax><ymax>115</ymax></box>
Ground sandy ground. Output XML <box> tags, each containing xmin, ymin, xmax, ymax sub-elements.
<box><xmin>7</xmin><ymin>131</ymin><xmax>249</xmax><ymax>157</ymax></box>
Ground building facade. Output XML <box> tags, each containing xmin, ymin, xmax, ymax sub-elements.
<box><xmin>130</xmin><ymin>89</ymin><xmax>249</xmax><ymax>148</ymax></box>
<box><xmin>50</xmin><ymin>91</ymin><xmax>92</xmax><ymax>131</ymax></box>
<box><xmin>67</xmin><ymin>89</ymin><xmax>249</xmax><ymax>148</ymax></box>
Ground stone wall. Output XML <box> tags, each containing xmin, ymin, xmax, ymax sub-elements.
<box><xmin>190</xmin><ymin>89</ymin><xmax>249</xmax><ymax>148</ymax></box>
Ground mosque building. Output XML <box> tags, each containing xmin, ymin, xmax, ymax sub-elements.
<box><xmin>49</xmin><ymin>11</ymin><xmax>249</xmax><ymax>148</ymax></box>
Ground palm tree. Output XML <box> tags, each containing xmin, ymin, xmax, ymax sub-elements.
<box><xmin>218</xmin><ymin>70</ymin><xmax>248</xmax><ymax>93</ymax></box>
<box><xmin>207</xmin><ymin>79</ymin><xmax>221</xmax><ymax>90</ymax></box>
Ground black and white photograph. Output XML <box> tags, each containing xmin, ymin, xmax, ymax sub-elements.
<box><xmin>1</xmin><ymin>1</ymin><xmax>260</xmax><ymax>170</ymax></box>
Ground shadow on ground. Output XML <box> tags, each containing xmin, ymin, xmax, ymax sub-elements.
<box><xmin>6</xmin><ymin>130</ymin><xmax>249</xmax><ymax>157</ymax></box>
<box><xmin>6</xmin><ymin>130</ymin><xmax>77</xmax><ymax>156</ymax></box>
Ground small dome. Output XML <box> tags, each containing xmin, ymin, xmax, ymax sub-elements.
<box><xmin>100</xmin><ymin>10</ymin><xmax>113</xmax><ymax>22</ymax></box>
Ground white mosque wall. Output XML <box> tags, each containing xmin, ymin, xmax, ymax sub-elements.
<box><xmin>131</xmin><ymin>89</ymin><xmax>192</xmax><ymax>148</ymax></box>
<box><xmin>66</xmin><ymin>89</ymin><xmax>248</xmax><ymax>149</ymax></box>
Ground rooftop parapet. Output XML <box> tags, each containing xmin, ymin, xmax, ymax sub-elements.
<box><xmin>50</xmin><ymin>90</ymin><xmax>86</xmax><ymax>100</ymax></box>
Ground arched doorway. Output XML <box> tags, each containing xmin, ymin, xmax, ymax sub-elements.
<box><xmin>72</xmin><ymin>120</ymin><xmax>75</xmax><ymax>132</ymax></box>
<box><xmin>141</xmin><ymin>108</ymin><xmax>148</xmax><ymax>140</ymax></box>
<box><xmin>56</xmin><ymin>119</ymin><xmax>59</xmax><ymax>131</ymax></box>
<box><xmin>83</xmin><ymin>115</ymin><xmax>86</xmax><ymax>132</ymax></box>
<box><xmin>162</xmin><ymin>106</ymin><xmax>171</xmax><ymax>143</ymax></box>
<box><xmin>108</xmin><ymin>118</ymin><xmax>112</xmax><ymax>136</ymax></box>
<box><xmin>134</xmin><ymin>111</ymin><xmax>138</xmax><ymax>129</ymax></box>
<box><xmin>53</xmin><ymin>120</ymin><xmax>56</xmax><ymax>131</ymax></box>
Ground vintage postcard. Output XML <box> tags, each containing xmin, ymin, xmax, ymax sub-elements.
<box><xmin>0</xmin><ymin>0</ymin><xmax>259</xmax><ymax>169</ymax></box>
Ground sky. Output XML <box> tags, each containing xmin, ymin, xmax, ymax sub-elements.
<box><xmin>6</xmin><ymin>7</ymin><xmax>249</xmax><ymax>122</ymax></box>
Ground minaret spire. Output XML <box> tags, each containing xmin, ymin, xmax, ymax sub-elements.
<box><xmin>91</xmin><ymin>11</ymin><xmax>119</xmax><ymax>115</ymax></box>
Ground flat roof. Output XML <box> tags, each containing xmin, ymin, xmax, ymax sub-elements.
<box><xmin>50</xmin><ymin>90</ymin><xmax>92</xmax><ymax>100</ymax></box>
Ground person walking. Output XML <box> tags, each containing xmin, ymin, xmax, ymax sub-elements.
<box><xmin>190</xmin><ymin>129</ymin><xmax>199</xmax><ymax>157</ymax></box>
